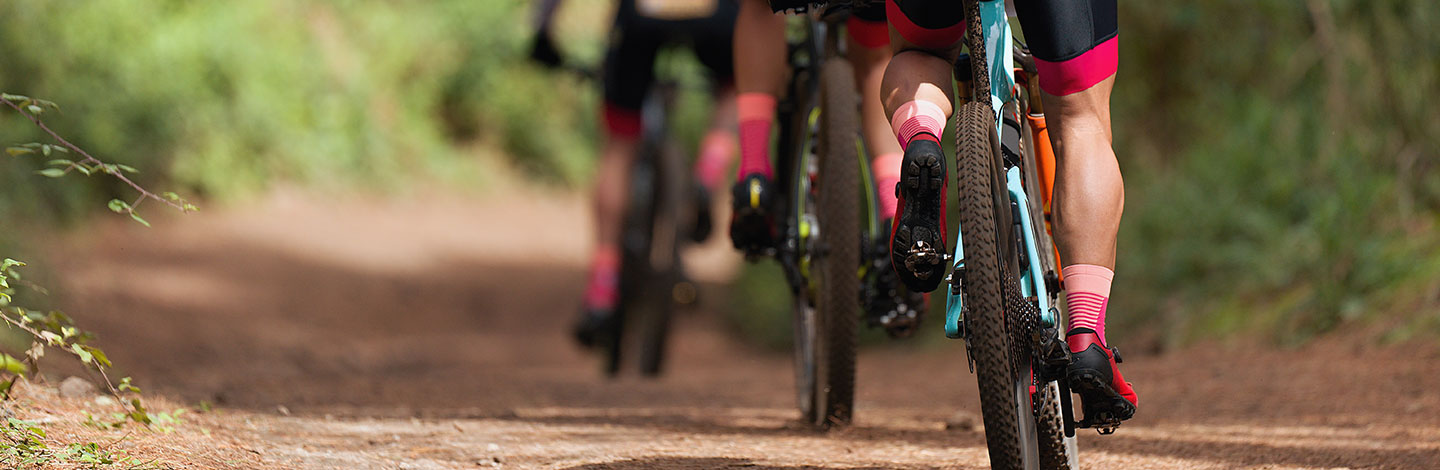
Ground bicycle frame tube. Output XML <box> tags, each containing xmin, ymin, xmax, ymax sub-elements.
<box><xmin>945</xmin><ymin>0</ymin><xmax>1056</xmax><ymax>339</ymax></box>
<box><xmin>1008</xmin><ymin>165</ymin><xmax>1053</xmax><ymax>321</ymax></box>
<box><xmin>980</xmin><ymin>0</ymin><xmax>1015</xmax><ymax>116</ymax></box>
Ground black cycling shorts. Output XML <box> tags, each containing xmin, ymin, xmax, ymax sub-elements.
<box><xmin>603</xmin><ymin>0</ymin><xmax>738</xmax><ymax>126</ymax></box>
<box><xmin>887</xmin><ymin>0</ymin><xmax>1118</xmax><ymax>95</ymax></box>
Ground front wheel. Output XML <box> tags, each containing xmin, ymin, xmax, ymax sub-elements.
<box><xmin>794</xmin><ymin>58</ymin><xmax>862</xmax><ymax>430</ymax></box>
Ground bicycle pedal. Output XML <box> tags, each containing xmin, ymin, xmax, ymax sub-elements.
<box><xmin>1037</xmin><ymin>345</ymin><xmax>1070</xmax><ymax>380</ymax></box>
<box><xmin>876</xmin><ymin>308</ymin><xmax>920</xmax><ymax>338</ymax></box>
<box><xmin>1078</xmin><ymin>413</ymin><xmax>1122</xmax><ymax>435</ymax></box>
<box><xmin>904</xmin><ymin>241</ymin><xmax>942</xmax><ymax>279</ymax></box>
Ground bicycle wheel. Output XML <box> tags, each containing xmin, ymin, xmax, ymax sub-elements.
<box><xmin>786</xmin><ymin>85</ymin><xmax>821</xmax><ymax>425</ymax></box>
<box><xmin>811</xmin><ymin>57</ymin><xmax>862</xmax><ymax>429</ymax></box>
<box><xmin>609</xmin><ymin>153</ymin><xmax>658</xmax><ymax>376</ymax></box>
<box><xmin>1035</xmin><ymin>379</ymin><xmax>1077</xmax><ymax>469</ymax></box>
<box><xmin>633</xmin><ymin>143</ymin><xmax>686</xmax><ymax>376</ymax></box>
<box><xmin>955</xmin><ymin>100</ymin><xmax>1039</xmax><ymax>470</ymax></box>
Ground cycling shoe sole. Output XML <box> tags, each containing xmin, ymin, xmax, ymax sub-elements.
<box><xmin>891</xmin><ymin>147</ymin><xmax>947</xmax><ymax>292</ymax></box>
<box><xmin>1069</xmin><ymin>367</ymin><xmax>1137</xmax><ymax>426</ymax></box>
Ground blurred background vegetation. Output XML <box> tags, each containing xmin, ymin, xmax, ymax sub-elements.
<box><xmin>1</xmin><ymin>0</ymin><xmax>1435</xmax><ymax>349</ymax></box>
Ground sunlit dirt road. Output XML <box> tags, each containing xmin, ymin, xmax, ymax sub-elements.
<box><xmin>41</xmin><ymin>187</ymin><xmax>1440</xmax><ymax>469</ymax></box>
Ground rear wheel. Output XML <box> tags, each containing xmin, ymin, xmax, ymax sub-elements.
<box><xmin>955</xmin><ymin>101</ymin><xmax>1038</xmax><ymax>470</ymax></box>
<box><xmin>611</xmin><ymin>143</ymin><xmax>681</xmax><ymax>377</ymax></box>
<box><xmin>634</xmin><ymin>143</ymin><xmax>687</xmax><ymax>376</ymax></box>
<box><xmin>1036</xmin><ymin>380</ymin><xmax>1077</xmax><ymax>469</ymax></box>
<box><xmin>608</xmin><ymin>153</ymin><xmax>658</xmax><ymax>376</ymax></box>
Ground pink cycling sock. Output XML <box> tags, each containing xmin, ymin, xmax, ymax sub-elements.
<box><xmin>736</xmin><ymin>93</ymin><xmax>776</xmax><ymax>180</ymax></box>
<box><xmin>694</xmin><ymin>129</ymin><xmax>736</xmax><ymax>191</ymax></box>
<box><xmin>871</xmin><ymin>152</ymin><xmax>903</xmax><ymax>219</ymax></box>
<box><xmin>583</xmin><ymin>245</ymin><xmax>621</xmax><ymax>310</ymax></box>
<box><xmin>890</xmin><ymin>100</ymin><xmax>947</xmax><ymax>150</ymax></box>
<box><xmin>1063</xmin><ymin>264</ymin><xmax>1114</xmax><ymax>345</ymax></box>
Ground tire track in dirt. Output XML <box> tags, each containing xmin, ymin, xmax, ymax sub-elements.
<box><xmin>39</xmin><ymin>188</ymin><xmax>1440</xmax><ymax>469</ymax></box>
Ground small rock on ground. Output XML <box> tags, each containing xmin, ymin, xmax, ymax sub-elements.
<box><xmin>58</xmin><ymin>376</ymin><xmax>97</xmax><ymax>398</ymax></box>
<box><xmin>945</xmin><ymin>410</ymin><xmax>979</xmax><ymax>431</ymax></box>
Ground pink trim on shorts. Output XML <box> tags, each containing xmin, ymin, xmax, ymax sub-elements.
<box><xmin>1034</xmin><ymin>35</ymin><xmax>1118</xmax><ymax>96</ymax></box>
<box><xmin>886</xmin><ymin>0</ymin><xmax>964</xmax><ymax>50</ymax></box>
<box><xmin>603</xmin><ymin>103</ymin><xmax>642</xmax><ymax>139</ymax></box>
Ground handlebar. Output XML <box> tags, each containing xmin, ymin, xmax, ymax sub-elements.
<box><xmin>527</xmin><ymin>31</ymin><xmax>601</xmax><ymax>81</ymax></box>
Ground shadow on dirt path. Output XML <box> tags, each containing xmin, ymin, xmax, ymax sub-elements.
<box><xmin>561</xmin><ymin>457</ymin><xmax>939</xmax><ymax>469</ymax></box>
<box><xmin>35</xmin><ymin>190</ymin><xmax>1440</xmax><ymax>469</ymax></box>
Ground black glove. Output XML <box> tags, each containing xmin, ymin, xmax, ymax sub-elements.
<box><xmin>529</xmin><ymin>31</ymin><xmax>563</xmax><ymax>69</ymax></box>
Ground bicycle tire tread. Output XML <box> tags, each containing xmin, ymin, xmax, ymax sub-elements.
<box><xmin>955</xmin><ymin>101</ymin><xmax>1027</xmax><ymax>469</ymax></box>
<box><xmin>816</xmin><ymin>58</ymin><xmax>861</xmax><ymax>429</ymax></box>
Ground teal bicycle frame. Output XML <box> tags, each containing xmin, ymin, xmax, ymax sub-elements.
<box><xmin>944</xmin><ymin>0</ymin><xmax>1057</xmax><ymax>339</ymax></box>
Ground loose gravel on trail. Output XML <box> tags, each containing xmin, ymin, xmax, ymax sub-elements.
<box><xmin>41</xmin><ymin>189</ymin><xmax>1440</xmax><ymax>469</ymax></box>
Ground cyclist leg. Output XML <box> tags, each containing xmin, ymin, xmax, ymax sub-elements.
<box><xmin>576</xmin><ymin>6</ymin><xmax>661</xmax><ymax>347</ymax></box>
<box><xmin>689</xmin><ymin>1</ymin><xmax>741</xmax><ymax>242</ymax></box>
<box><xmin>728</xmin><ymin>0</ymin><xmax>786</xmax><ymax>251</ymax></box>
<box><xmin>880</xmin><ymin>0</ymin><xmax>965</xmax><ymax>293</ymax></box>
<box><xmin>694</xmin><ymin>87</ymin><xmax>737</xmax><ymax>193</ymax></box>
<box><xmin>1014</xmin><ymin>0</ymin><xmax>1136</xmax><ymax>420</ymax></box>
<box><xmin>847</xmin><ymin>4</ymin><xmax>903</xmax><ymax>223</ymax></box>
<box><xmin>851</xmin><ymin>3</ymin><xmax>926</xmax><ymax>334</ymax></box>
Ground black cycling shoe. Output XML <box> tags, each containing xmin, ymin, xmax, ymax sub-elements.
<box><xmin>573</xmin><ymin>308</ymin><xmax>618</xmax><ymax>350</ymax></box>
<box><xmin>889</xmin><ymin>138</ymin><xmax>948</xmax><ymax>293</ymax></box>
<box><xmin>689</xmin><ymin>185</ymin><xmax>713</xmax><ymax>244</ymax></box>
<box><xmin>1067</xmin><ymin>328</ymin><xmax>1138</xmax><ymax>433</ymax></box>
<box><xmin>868</xmin><ymin>220</ymin><xmax>928</xmax><ymax>338</ymax></box>
<box><xmin>730</xmin><ymin>173</ymin><xmax>776</xmax><ymax>255</ymax></box>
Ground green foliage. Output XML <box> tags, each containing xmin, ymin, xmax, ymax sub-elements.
<box><xmin>0</xmin><ymin>417</ymin><xmax>154</xmax><ymax>469</ymax></box>
<box><xmin>726</xmin><ymin>263</ymin><xmax>795</xmax><ymax>350</ymax></box>
<box><xmin>2</xmin><ymin>93</ymin><xmax>199</xmax><ymax>233</ymax></box>
<box><xmin>0</xmin><ymin>92</ymin><xmax>199</xmax><ymax>463</ymax></box>
<box><xmin>1</xmin><ymin>260</ymin><xmax>142</xmax><ymax>417</ymax></box>
<box><xmin>1111</xmin><ymin>0</ymin><xmax>1440</xmax><ymax>345</ymax></box>
<box><xmin>0</xmin><ymin>0</ymin><xmax>602</xmax><ymax>229</ymax></box>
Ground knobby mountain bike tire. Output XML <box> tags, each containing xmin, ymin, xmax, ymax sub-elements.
<box><xmin>811</xmin><ymin>57</ymin><xmax>861</xmax><ymax>429</ymax></box>
<box><xmin>608</xmin><ymin>142</ymin><xmax>682</xmax><ymax>377</ymax></box>
<box><xmin>955</xmin><ymin>100</ymin><xmax>1039</xmax><ymax>470</ymax></box>
<box><xmin>633</xmin><ymin>142</ymin><xmax>687</xmax><ymax>376</ymax></box>
<box><xmin>788</xmin><ymin>76</ymin><xmax>820</xmax><ymax>425</ymax></box>
<box><xmin>608</xmin><ymin>147</ymin><xmax>658</xmax><ymax>377</ymax></box>
<box><xmin>1035</xmin><ymin>378</ymin><xmax>1075</xmax><ymax>468</ymax></box>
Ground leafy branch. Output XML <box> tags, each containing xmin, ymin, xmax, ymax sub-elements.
<box><xmin>1</xmin><ymin>259</ymin><xmax>150</xmax><ymax>429</ymax></box>
<box><xmin>1</xmin><ymin>93</ymin><xmax>197</xmax><ymax>226</ymax></box>
<box><xmin>0</xmin><ymin>92</ymin><xmax>199</xmax><ymax>437</ymax></box>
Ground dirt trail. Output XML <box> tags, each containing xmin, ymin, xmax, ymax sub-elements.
<box><xmin>37</xmin><ymin>187</ymin><xmax>1440</xmax><ymax>469</ymax></box>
